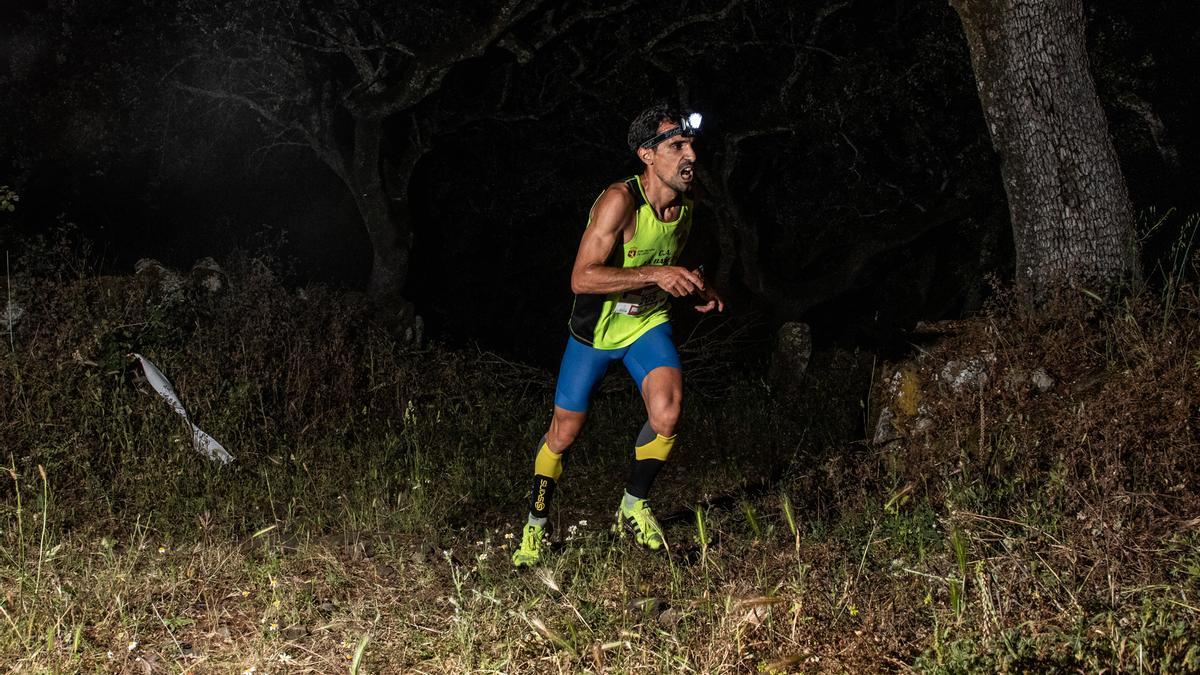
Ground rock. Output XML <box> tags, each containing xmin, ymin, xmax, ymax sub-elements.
<box><xmin>657</xmin><ymin>607</ymin><xmax>682</xmax><ymax>628</ymax></box>
<box><xmin>891</xmin><ymin>366</ymin><xmax>920</xmax><ymax>415</ymax></box>
<box><xmin>770</xmin><ymin>322</ymin><xmax>812</xmax><ymax>394</ymax></box>
<box><xmin>1</xmin><ymin>300</ymin><xmax>22</xmax><ymax>331</ymax></box>
<box><xmin>873</xmin><ymin>406</ymin><xmax>900</xmax><ymax>445</ymax></box>
<box><xmin>135</xmin><ymin>258</ymin><xmax>186</xmax><ymax>304</ymax></box>
<box><xmin>873</xmin><ymin>366</ymin><xmax>922</xmax><ymax>445</ymax></box>
<box><xmin>189</xmin><ymin>257</ymin><xmax>226</xmax><ymax>295</ymax></box>
<box><xmin>405</xmin><ymin>313</ymin><xmax>425</xmax><ymax>346</ymax></box>
<box><xmin>1002</xmin><ymin>366</ymin><xmax>1054</xmax><ymax>394</ymax></box>
<box><xmin>742</xmin><ymin>603</ymin><xmax>772</xmax><ymax>626</ymax></box>
<box><xmin>939</xmin><ymin>353</ymin><xmax>995</xmax><ymax>393</ymax></box>
<box><xmin>1030</xmin><ymin>368</ymin><xmax>1054</xmax><ymax>392</ymax></box>
<box><xmin>376</xmin><ymin>298</ymin><xmax>425</xmax><ymax>346</ymax></box>
<box><xmin>775</xmin><ymin>322</ymin><xmax>812</xmax><ymax>375</ymax></box>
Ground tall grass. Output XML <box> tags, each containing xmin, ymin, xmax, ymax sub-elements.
<box><xmin>2</xmin><ymin>238</ymin><xmax>1199</xmax><ymax>670</ymax></box>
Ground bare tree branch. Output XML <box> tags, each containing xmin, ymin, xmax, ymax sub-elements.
<box><xmin>643</xmin><ymin>0</ymin><xmax>749</xmax><ymax>53</ymax></box>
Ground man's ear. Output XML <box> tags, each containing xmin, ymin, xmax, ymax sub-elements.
<box><xmin>637</xmin><ymin>146</ymin><xmax>654</xmax><ymax>166</ymax></box>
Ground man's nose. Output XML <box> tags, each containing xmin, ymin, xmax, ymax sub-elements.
<box><xmin>683</xmin><ymin>144</ymin><xmax>697</xmax><ymax>161</ymax></box>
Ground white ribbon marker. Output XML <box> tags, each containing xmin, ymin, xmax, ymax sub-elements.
<box><xmin>130</xmin><ymin>353</ymin><xmax>234</xmax><ymax>465</ymax></box>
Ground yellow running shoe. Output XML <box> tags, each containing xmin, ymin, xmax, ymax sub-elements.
<box><xmin>512</xmin><ymin>522</ymin><xmax>548</xmax><ymax>568</ymax></box>
<box><xmin>615</xmin><ymin>498</ymin><xmax>666</xmax><ymax>551</ymax></box>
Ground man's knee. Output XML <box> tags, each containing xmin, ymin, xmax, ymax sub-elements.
<box><xmin>548</xmin><ymin>426</ymin><xmax>579</xmax><ymax>451</ymax></box>
<box><xmin>647</xmin><ymin>397</ymin><xmax>681</xmax><ymax>436</ymax></box>
<box><xmin>548</xmin><ymin>407</ymin><xmax>586</xmax><ymax>451</ymax></box>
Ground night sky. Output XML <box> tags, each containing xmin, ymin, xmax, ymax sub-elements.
<box><xmin>3</xmin><ymin>0</ymin><xmax>1197</xmax><ymax>364</ymax></box>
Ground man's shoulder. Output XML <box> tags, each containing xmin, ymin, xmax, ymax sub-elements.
<box><xmin>602</xmin><ymin>178</ymin><xmax>636</xmax><ymax>201</ymax></box>
<box><xmin>593</xmin><ymin>180</ymin><xmax>638</xmax><ymax>216</ymax></box>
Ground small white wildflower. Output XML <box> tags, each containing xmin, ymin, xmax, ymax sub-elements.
<box><xmin>504</xmin><ymin>532</ymin><xmax>515</xmax><ymax>540</ymax></box>
<box><xmin>568</xmin><ymin>525</ymin><xmax>578</xmax><ymax>535</ymax></box>
<box><xmin>475</xmin><ymin>540</ymin><xmax>484</xmax><ymax>546</ymax></box>
<box><xmin>442</xmin><ymin>549</ymin><xmax>452</xmax><ymax>560</ymax></box>
<box><xmin>578</xmin><ymin>519</ymin><xmax>588</xmax><ymax>526</ymax></box>
<box><xmin>127</xmin><ymin>641</ymin><xmax>138</xmax><ymax>652</ymax></box>
<box><xmin>157</xmin><ymin>546</ymin><xmax>166</xmax><ymax>554</ymax></box>
<box><xmin>477</xmin><ymin>552</ymin><xmax>489</xmax><ymax>561</ymax></box>
<box><xmin>107</xmin><ymin>651</ymin><xmax>114</xmax><ymax>660</ymax></box>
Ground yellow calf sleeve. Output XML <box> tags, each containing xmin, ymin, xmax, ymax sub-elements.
<box><xmin>635</xmin><ymin>433</ymin><xmax>675</xmax><ymax>462</ymax></box>
<box><xmin>534</xmin><ymin>441</ymin><xmax>564</xmax><ymax>480</ymax></box>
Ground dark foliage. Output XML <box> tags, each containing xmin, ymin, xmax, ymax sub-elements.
<box><xmin>4</xmin><ymin>1</ymin><xmax>1196</xmax><ymax>358</ymax></box>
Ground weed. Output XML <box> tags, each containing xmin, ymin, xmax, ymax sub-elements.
<box><xmin>2</xmin><ymin>244</ymin><xmax>1200</xmax><ymax>670</ymax></box>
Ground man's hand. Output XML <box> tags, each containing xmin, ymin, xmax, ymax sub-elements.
<box><xmin>652</xmin><ymin>266</ymin><xmax>705</xmax><ymax>297</ymax></box>
<box><xmin>688</xmin><ymin>266</ymin><xmax>724</xmax><ymax>312</ymax></box>
<box><xmin>693</xmin><ymin>285</ymin><xmax>725</xmax><ymax>313</ymax></box>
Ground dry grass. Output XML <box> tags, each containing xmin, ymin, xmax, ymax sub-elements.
<box><xmin>2</xmin><ymin>247</ymin><xmax>1199</xmax><ymax>672</ymax></box>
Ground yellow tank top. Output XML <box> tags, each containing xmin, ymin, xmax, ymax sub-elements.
<box><xmin>568</xmin><ymin>175</ymin><xmax>693</xmax><ymax>349</ymax></box>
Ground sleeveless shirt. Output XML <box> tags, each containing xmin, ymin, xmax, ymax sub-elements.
<box><xmin>568</xmin><ymin>175</ymin><xmax>693</xmax><ymax>349</ymax></box>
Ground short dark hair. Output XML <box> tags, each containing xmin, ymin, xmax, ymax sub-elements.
<box><xmin>627</xmin><ymin>102</ymin><xmax>683</xmax><ymax>154</ymax></box>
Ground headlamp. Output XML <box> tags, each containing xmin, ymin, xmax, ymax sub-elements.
<box><xmin>638</xmin><ymin>111</ymin><xmax>703</xmax><ymax>149</ymax></box>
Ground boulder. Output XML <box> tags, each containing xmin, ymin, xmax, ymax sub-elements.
<box><xmin>873</xmin><ymin>405</ymin><xmax>901</xmax><ymax>445</ymax></box>
<box><xmin>135</xmin><ymin>258</ymin><xmax>186</xmax><ymax>304</ymax></box>
<box><xmin>771</xmin><ymin>321</ymin><xmax>812</xmax><ymax>390</ymax></box>
<box><xmin>189</xmin><ymin>257</ymin><xmax>227</xmax><ymax>295</ymax></box>
<box><xmin>873</xmin><ymin>365</ymin><xmax>926</xmax><ymax>445</ymax></box>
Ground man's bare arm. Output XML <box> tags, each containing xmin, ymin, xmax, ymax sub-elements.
<box><xmin>570</xmin><ymin>185</ymin><xmax>704</xmax><ymax>297</ymax></box>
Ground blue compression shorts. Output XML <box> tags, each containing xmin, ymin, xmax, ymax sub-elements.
<box><xmin>553</xmin><ymin>322</ymin><xmax>682</xmax><ymax>413</ymax></box>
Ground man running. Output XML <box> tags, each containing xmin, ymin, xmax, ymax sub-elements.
<box><xmin>513</xmin><ymin>102</ymin><xmax>724</xmax><ymax>568</ymax></box>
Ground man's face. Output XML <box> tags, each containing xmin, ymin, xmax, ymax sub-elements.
<box><xmin>644</xmin><ymin>119</ymin><xmax>697</xmax><ymax>193</ymax></box>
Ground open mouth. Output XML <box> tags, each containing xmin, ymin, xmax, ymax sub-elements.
<box><xmin>679</xmin><ymin>165</ymin><xmax>694</xmax><ymax>181</ymax></box>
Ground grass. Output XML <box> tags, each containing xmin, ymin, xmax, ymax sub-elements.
<box><xmin>2</xmin><ymin>249</ymin><xmax>1199</xmax><ymax>671</ymax></box>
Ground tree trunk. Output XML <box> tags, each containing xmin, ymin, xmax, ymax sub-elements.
<box><xmin>339</xmin><ymin>115</ymin><xmax>424</xmax><ymax>341</ymax></box>
<box><xmin>951</xmin><ymin>0</ymin><xmax>1138</xmax><ymax>291</ymax></box>
<box><xmin>347</xmin><ymin>116</ymin><xmax>411</xmax><ymax>308</ymax></box>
